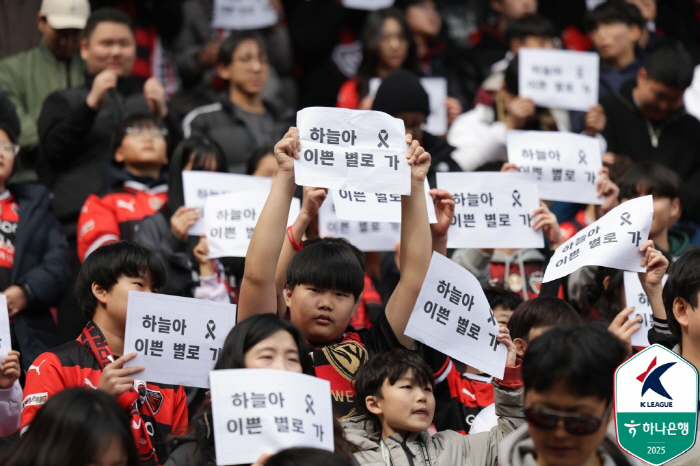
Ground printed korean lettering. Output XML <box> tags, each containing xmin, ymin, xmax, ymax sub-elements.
<box><xmin>361</xmin><ymin>153</ymin><xmax>374</xmax><ymax>167</ymax></box>
<box><xmin>384</xmin><ymin>154</ymin><xmax>399</xmax><ymax>170</ymax></box>
<box><xmin>346</xmin><ymin>152</ymin><xmax>358</xmax><ymax>167</ymax></box>
<box><xmin>456</xmin><ymin>316</ymin><xmax>469</xmax><ymax>335</ymax></box>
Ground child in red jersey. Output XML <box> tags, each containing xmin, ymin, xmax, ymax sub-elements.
<box><xmin>21</xmin><ymin>241</ymin><xmax>188</xmax><ymax>466</ymax></box>
<box><xmin>77</xmin><ymin>113</ymin><xmax>169</xmax><ymax>262</ymax></box>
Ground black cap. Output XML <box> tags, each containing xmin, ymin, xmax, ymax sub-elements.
<box><xmin>372</xmin><ymin>70</ymin><xmax>430</xmax><ymax>116</ymax></box>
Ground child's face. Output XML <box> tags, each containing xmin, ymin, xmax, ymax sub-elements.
<box><xmin>0</xmin><ymin>130</ymin><xmax>15</xmax><ymax>185</ymax></box>
<box><xmin>494</xmin><ymin>305</ymin><xmax>514</xmax><ymax>326</ymax></box>
<box><xmin>243</xmin><ymin>330</ymin><xmax>303</xmax><ymax>373</ymax></box>
<box><xmin>492</xmin><ymin>0</ymin><xmax>537</xmax><ymax>20</ymax></box>
<box><xmin>98</xmin><ymin>273</ymin><xmax>157</xmax><ymax>328</ymax></box>
<box><xmin>378</xmin><ymin>17</ymin><xmax>409</xmax><ymax>72</ymax></box>
<box><xmin>591</xmin><ymin>23</ymin><xmax>640</xmax><ymax>63</ymax></box>
<box><xmin>115</xmin><ymin>124</ymin><xmax>168</xmax><ymax>171</ymax></box>
<box><xmin>525</xmin><ymin>381</ymin><xmax>611</xmax><ymax>466</ymax></box>
<box><xmin>370</xmin><ymin>369</ymin><xmax>435</xmax><ymax>439</ymax></box>
<box><xmin>621</xmin><ymin>195</ymin><xmax>679</xmax><ymax>239</ymax></box>
<box><xmin>405</xmin><ymin>1</ymin><xmax>442</xmax><ymax>39</ymax></box>
<box><xmin>285</xmin><ymin>285</ymin><xmax>358</xmax><ymax>345</ymax></box>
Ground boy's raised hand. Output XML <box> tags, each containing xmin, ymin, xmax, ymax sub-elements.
<box><xmin>429</xmin><ymin>189</ymin><xmax>455</xmax><ymax>238</ymax></box>
<box><xmin>170</xmin><ymin>206</ymin><xmax>200</xmax><ymax>241</ymax></box>
<box><xmin>0</xmin><ymin>350</ymin><xmax>20</xmax><ymax>389</ymax></box>
<box><xmin>532</xmin><ymin>201</ymin><xmax>563</xmax><ymax>250</ymax></box>
<box><xmin>405</xmin><ymin>134</ymin><xmax>431</xmax><ymax>183</ymax></box>
<box><xmin>496</xmin><ymin>326</ymin><xmax>518</xmax><ymax>368</ymax></box>
<box><xmin>638</xmin><ymin>240</ymin><xmax>668</xmax><ymax>291</ymax></box>
<box><xmin>595</xmin><ymin>167</ymin><xmax>619</xmax><ymax>217</ymax></box>
<box><xmin>608</xmin><ymin>307</ymin><xmax>641</xmax><ymax>357</ymax></box>
<box><xmin>274</xmin><ymin>127</ymin><xmax>301</xmax><ymax>175</ymax></box>
<box><xmin>97</xmin><ymin>352</ymin><xmax>144</xmax><ymax>398</ymax></box>
<box><xmin>300</xmin><ymin>186</ymin><xmax>328</xmax><ymax>222</ymax></box>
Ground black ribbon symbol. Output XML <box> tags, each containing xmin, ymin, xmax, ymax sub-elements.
<box><xmin>512</xmin><ymin>190</ymin><xmax>522</xmax><ymax>207</ymax></box>
<box><xmin>578</xmin><ymin>150</ymin><xmax>587</xmax><ymax>165</ymax></box>
<box><xmin>205</xmin><ymin>320</ymin><xmax>216</xmax><ymax>340</ymax></box>
<box><xmin>377</xmin><ymin>129</ymin><xmax>389</xmax><ymax>148</ymax></box>
<box><xmin>305</xmin><ymin>395</ymin><xmax>315</xmax><ymax>415</ymax></box>
<box><xmin>620</xmin><ymin>212</ymin><xmax>632</xmax><ymax>226</ymax></box>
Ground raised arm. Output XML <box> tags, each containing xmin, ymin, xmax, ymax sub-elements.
<box><xmin>639</xmin><ymin>240</ymin><xmax>669</xmax><ymax>321</ymax></box>
<box><xmin>385</xmin><ymin>135</ymin><xmax>432</xmax><ymax>348</ymax></box>
<box><xmin>238</xmin><ymin>128</ymin><xmax>299</xmax><ymax>322</ymax></box>
<box><xmin>428</xmin><ymin>189</ymin><xmax>455</xmax><ymax>257</ymax></box>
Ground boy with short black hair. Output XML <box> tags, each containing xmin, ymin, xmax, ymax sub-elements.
<box><xmin>21</xmin><ymin>241</ymin><xmax>188</xmax><ymax>466</ymax></box>
<box><xmin>238</xmin><ymin>127</ymin><xmax>433</xmax><ymax>418</ymax></box>
<box><xmin>499</xmin><ymin>324</ymin><xmax>635</xmax><ymax>466</ymax></box>
<box><xmin>343</xmin><ymin>345</ymin><xmax>523</xmax><ymax>465</ymax></box>
<box><xmin>485</xmin><ymin>286</ymin><xmax>524</xmax><ymax>327</ymax></box>
<box><xmin>617</xmin><ymin>161</ymin><xmax>688</xmax><ymax>260</ymax></box>
<box><xmin>586</xmin><ymin>0</ymin><xmax>645</xmax><ymax>98</ymax></box>
<box><xmin>77</xmin><ymin>113</ymin><xmax>169</xmax><ymax>262</ymax></box>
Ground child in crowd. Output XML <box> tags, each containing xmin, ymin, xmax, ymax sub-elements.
<box><xmin>238</xmin><ymin>127</ymin><xmax>433</xmax><ymax>418</ymax></box>
<box><xmin>0</xmin><ymin>350</ymin><xmax>20</xmax><ymax>437</ymax></box>
<box><xmin>587</xmin><ymin>0</ymin><xmax>645</xmax><ymax>99</ymax></box>
<box><xmin>77</xmin><ymin>114</ymin><xmax>169</xmax><ymax>262</ymax></box>
<box><xmin>498</xmin><ymin>324</ymin><xmax>636</xmax><ymax>466</ymax></box>
<box><xmin>21</xmin><ymin>241</ymin><xmax>187</xmax><ymax>466</ymax></box>
<box><xmin>4</xmin><ymin>388</ymin><xmax>140</xmax><ymax>466</ymax></box>
<box><xmin>343</xmin><ymin>344</ymin><xmax>522</xmax><ymax>465</ymax></box>
<box><xmin>134</xmin><ymin>137</ymin><xmax>232</xmax><ymax>301</ymax></box>
<box><xmin>0</xmin><ymin>122</ymin><xmax>71</xmax><ymax>369</ymax></box>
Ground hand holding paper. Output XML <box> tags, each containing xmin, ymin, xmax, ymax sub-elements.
<box><xmin>275</xmin><ymin>127</ymin><xmax>301</xmax><ymax>176</ymax></box>
<box><xmin>97</xmin><ymin>352</ymin><xmax>143</xmax><ymax>398</ymax></box>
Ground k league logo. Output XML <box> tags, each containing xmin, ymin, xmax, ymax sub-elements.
<box><xmin>615</xmin><ymin>344</ymin><xmax>698</xmax><ymax>465</ymax></box>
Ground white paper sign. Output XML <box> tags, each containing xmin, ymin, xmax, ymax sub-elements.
<box><xmin>623</xmin><ymin>271</ymin><xmax>668</xmax><ymax>348</ymax></box>
<box><xmin>518</xmin><ymin>48</ymin><xmax>599</xmax><ymax>111</ymax></box>
<box><xmin>123</xmin><ymin>292</ymin><xmax>237</xmax><ymax>388</ymax></box>
<box><xmin>212</xmin><ymin>0</ymin><xmax>278</xmax><ymax>30</ymax></box>
<box><xmin>342</xmin><ymin>0</ymin><xmax>394</xmax><ymax>10</ymax></box>
<box><xmin>183</xmin><ymin>171</ymin><xmax>272</xmax><ymax>235</ymax></box>
<box><xmin>436</xmin><ymin>172</ymin><xmax>544</xmax><ymax>249</ymax></box>
<box><xmin>332</xmin><ymin>179</ymin><xmax>437</xmax><ymax>224</ymax></box>
<box><xmin>204</xmin><ymin>191</ymin><xmax>301</xmax><ymax>258</ymax></box>
<box><xmin>404</xmin><ymin>252</ymin><xmax>508</xmax><ymax>378</ymax></box>
<box><xmin>0</xmin><ymin>296</ymin><xmax>9</xmax><ymax>361</ymax></box>
<box><xmin>507</xmin><ymin>130</ymin><xmax>603</xmax><ymax>205</ymax></box>
<box><xmin>210</xmin><ymin>369</ymin><xmax>333</xmax><ymax>465</ymax></box>
<box><xmin>319</xmin><ymin>192</ymin><xmax>401</xmax><ymax>252</ymax></box>
<box><xmin>369</xmin><ymin>77</ymin><xmax>448</xmax><ymax>136</ymax></box>
<box><xmin>296</xmin><ymin>107</ymin><xmax>410</xmax><ymax>195</ymax></box>
<box><xmin>543</xmin><ymin>196</ymin><xmax>654</xmax><ymax>283</ymax></box>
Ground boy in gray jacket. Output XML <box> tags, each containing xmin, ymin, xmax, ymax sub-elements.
<box><xmin>342</xmin><ymin>331</ymin><xmax>524</xmax><ymax>466</ymax></box>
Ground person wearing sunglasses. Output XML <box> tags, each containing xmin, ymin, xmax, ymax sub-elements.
<box><xmin>499</xmin><ymin>323</ymin><xmax>640</xmax><ymax>466</ymax></box>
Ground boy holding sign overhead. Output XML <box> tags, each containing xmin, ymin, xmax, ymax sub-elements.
<box><xmin>21</xmin><ymin>241</ymin><xmax>188</xmax><ymax>466</ymax></box>
<box><xmin>238</xmin><ymin>126</ymin><xmax>433</xmax><ymax>418</ymax></box>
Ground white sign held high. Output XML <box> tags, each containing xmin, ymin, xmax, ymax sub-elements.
<box><xmin>212</xmin><ymin>0</ymin><xmax>278</xmax><ymax>30</ymax></box>
<box><xmin>543</xmin><ymin>196</ymin><xmax>654</xmax><ymax>283</ymax></box>
<box><xmin>204</xmin><ymin>191</ymin><xmax>300</xmax><ymax>258</ymax></box>
<box><xmin>518</xmin><ymin>48</ymin><xmax>599</xmax><ymax>111</ymax></box>
<box><xmin>332</xmin><ymin>179</ymin><xmax>437</xmax><ymax>224</ymax></box>
<box><xmin>437</xmin><ymin>172</ymin><xmax>544</xmax><ymax>249</ymax></box>
<box><xmin>123</xmin><ymin>292</ymin><xmax>237</xmax><ymax>388</ymax></box>
<box><xmin>183</xmin><ymin>172</ymin><xmax>272</xmax><ymax>235</ymax></box>
<box><xmin>296</xmin><ymin>107</ymin><xmax>410</xmax><ymax>195</ymax></box>
<box><xmin>319</xmin><ymin>192</ymin><xmax>400</xmax><ymax>252</ymax></box>
<box><xmin>210</xmin><ymin>369</ymin><xmax>334</xmax><ymax>465</ymax></box>
<box><xmin>0</xmin><ymin>296</ymin><xmax>9</xmax><ymax>361</ymax></box>
<box><xmin>342</xmin><ymin>0</ymin><xmax>394</xmax><ymax>10</ymax></box>
<box><xmin>404</xmin><ymin>252</ymin><xmax>508</xmax><ymax>378</ymax></box>
<box><xmin>623</xmin><ymin>271</ymin><xmax>668</xmax><ymax>348</ymax></box>
<box><xmin>507</xmin><ymin>130</ymin><xmax>603</xmax><ymax>205</ymax></box>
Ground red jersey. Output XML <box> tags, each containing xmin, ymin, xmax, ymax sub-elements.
<box><xmin>0</xmin><ymin>191</ymin><xmax>19</xmax><ymax>290</ymax></box>
<box><xmin>21</xmin><ymin>322</ymin><xmax>188</xmax><ymax>466</ymax></box>
<box><xmin>77</xmin><ymin>180</ymin><xmax>167</xmax><ymax>262</ymax></box>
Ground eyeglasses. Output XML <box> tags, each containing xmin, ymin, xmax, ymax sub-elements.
<box><xmin>0</xmin><ymin>143</ymin><xmax>19</xmax><ymax>158</ymax></box>
<box><xmin>125</xmin><ymin>127</ymin><xmax>168</xmax><ymax>140</ymax></box>
<box><xmin>524</xmin><ymin>403</ymin><xmax>612</xmax><ymax>436</ymax></box>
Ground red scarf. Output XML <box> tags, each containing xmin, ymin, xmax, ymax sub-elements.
<box><xmin>79</xmin><ymin>322</ymin><xmax>161</xmax><ymax>466</ymax></box>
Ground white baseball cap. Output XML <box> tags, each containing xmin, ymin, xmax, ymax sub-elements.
<box><xmin>40</xmin><ymin>0</ymin><xmax>91</xmax><ymax>30</ymax></box>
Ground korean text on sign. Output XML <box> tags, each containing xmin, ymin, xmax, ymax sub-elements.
<box><xmin>296</xmin><ymin>107</ymin><xmax>410</xmax><ymax>195</ymax></box>
<box><xmin>123</xmin><ymin>292</ymin><xmax>237</xmax><ymax>388</ymax></box>
<box><xmin>507</xmin><ymin>130</ymin><xmax>603</xmax><ymax>205</ymax></box>
<box><xmin>204</xmin><ymin>190</ymin><xmax>301</xmax><ymax>258</ymax></box>
<box><xmin>404</xmin><ymin>252</ymin><xmax>508</xmax><ymax>378</ymax></box>
<box><xmin>543</xmin><ymin>196</ymin><xmax>653</xmax><ymax>283</ymax></box>
<box><xmin>623</xmin><ymin>271</ymin><xmax>668</xmax><ymax>348</ymax></box>
<box><xmin>210</xmin><ymin>369</ymin><xmax>333</xmax><ymax>465</ymax></box>
<box><xmin>331</xmin><ymin>179</ymin><xmax>437</xmax><ymax>224</ymax></box>
<box><xmin>182</xmin><ymin>171</ymin><xmax>271</xmax><ymax>235</ymax></box>
<box><xmin>518</xmin><ymin>48</ymin><xmax>599</xmax><ymax>112</ymax></box>
<box><xmin>0</xmin><ymin>296</ymin><xmax>9</xmax><ymax>361</ymax></box>
<box><xmin>319</xmin><ymin>192</ymin><xmax>400</xmax><ymax>252</ymax></box>
<box><xmin>212</xmin><ymin>0</ymin><xmax>278</xmax><ymax>30</ymax></box>
<box><xmin>436</xmin><ymin>172</ymin><xmax>544</xmax><ymax>249</ymax></box>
